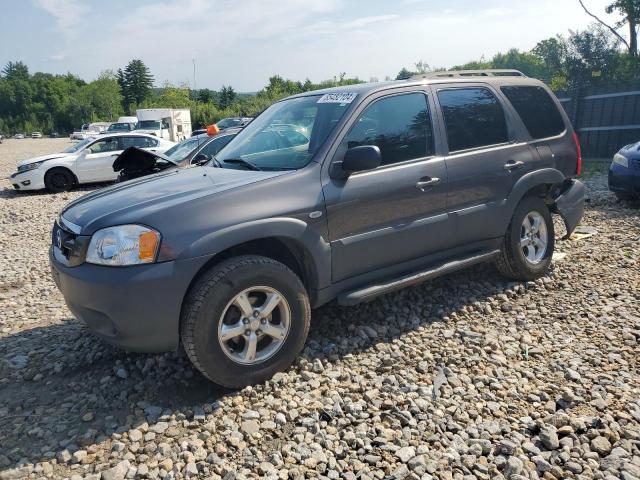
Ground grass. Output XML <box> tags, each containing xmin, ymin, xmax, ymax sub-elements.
<box><xmin>581</xmin><ymin>159</ymin><xmax>610</xmax><ymax>179</ymax></box>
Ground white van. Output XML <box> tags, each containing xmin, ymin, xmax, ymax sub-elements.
<box><xmin>135</xmin><ymin>109</ymin><xmax>192</xmax><ymax>142</ymax></box>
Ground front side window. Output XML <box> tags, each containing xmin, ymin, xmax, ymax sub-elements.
<box><xmin>344</xmin><ymin>92</ymin><xmax>434</xmax><ymax>166</ymax></box>
<box><xmin>88</xmin><ymin>138</ymin><xmax>119</xmax><ymax>154</ymax></box>
<box><xmin>215</xmin><ymin>95</ymin><xmax>351</xmax><ymax>171</ymax></box>
<box><xmin>501</xmin><ymin>86</ymin><xmax>566</xmax><ymax>139</ymax></box>
<box><xmin>438</xmin><ymin>87</ymin><xmax>508</xmax><ymax>152</ymax></box>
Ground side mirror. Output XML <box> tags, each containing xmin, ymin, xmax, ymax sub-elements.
<box><xmin>192</xmin><ymin>153</ymin><xmax>211</xmax><ymax>165</ymax></box>
<box><xmin>342</xmin><ymin>145</ymin><xmax>381</xmax><ymax>173</ymax></box>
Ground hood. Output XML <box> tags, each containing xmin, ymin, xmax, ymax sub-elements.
<box><xmin>60</xmin><ymin>166</ymin><xmax>288</xmax><ymax>234</ymax></box>
<box><xmin>621</xmin><ymin>141</ymin><xmax>640</xmax><ymax>156</ymax></box>
<box><xmin>17</xmin><ymin>153</ymin><xmax>69</xmax><ymax>167</ymax></box>
<box><xmin>112</xmin><ymin>147</ymin><xmax>177</xmax><ymax>172</ymax></box>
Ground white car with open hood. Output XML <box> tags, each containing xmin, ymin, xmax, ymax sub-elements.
<box><xmin>9</xmin><ymin>133</ymin><xmax>174</xmax><ymax>192</ymax></box>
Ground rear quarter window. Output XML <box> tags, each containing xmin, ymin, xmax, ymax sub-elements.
<box><xmin>501</xmin><ymin>86</ymin><xmax>566</xmax><ymax>139</ymax></box>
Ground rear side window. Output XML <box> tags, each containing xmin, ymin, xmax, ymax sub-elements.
<box><xmin>438</xmin><ymin>88</ymin><xmax>508</xmax><ymax>152</ymax></box>
<box><xmin>501</xmin><ymin>86</ymin><xmax>566</xmax><ymax>139</ymax></box>
<box><xmin>345</xmin><ymin>92</ymin><xmax>434</xmax><ymax>166</ymax></box>
<box><xmin>121</xmin><ymin>136</ymin><xmax>158</xmax><ymax>149</ymax></box>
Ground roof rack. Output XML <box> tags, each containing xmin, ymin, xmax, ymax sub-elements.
<box><xmin>411</xmin><ymin>69</ymin><xmax>526</xmax><ymax>80</ymax></box>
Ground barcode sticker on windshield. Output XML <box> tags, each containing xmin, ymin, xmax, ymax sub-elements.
<box><xmin>317</xmin><ymin>93</ymin><xmax>357</xmax><ymax>104</ymax></box>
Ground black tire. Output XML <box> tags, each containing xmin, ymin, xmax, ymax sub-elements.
<box><xmin>44</xmin><ymin>168</ymin><xmax>74</xmax><ymax>193</ymax></box>
<box><xmin>496</xmin><ymin>196</ymin><xmax>555</xmax><ymax>281</ymax></box>
<box><xmin>180</xmin><ymin>255</ymin><xmax>311</xmax><ymax>388</ymax></box>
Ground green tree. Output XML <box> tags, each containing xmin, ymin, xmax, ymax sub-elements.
<box><xmin>395</xmin><ymin>67</ymin><xmax>414</xmax><ymax>80</ymax></box>
<box><xmin>578</xmin><ymin>0</ymin><xmax>639</xmax><ymax>56</ymax></box>
<box><xmin>118</xmin><ymin>59</ymin><xmax>154</xmax><ymax>112</ymax></box>
<box><xmin>218</xmin><ymin>85</ymin><xmax>237</xmax><ymax>109</ymax></box>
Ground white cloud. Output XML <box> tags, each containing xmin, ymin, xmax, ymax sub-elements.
<box><xmin>29</xmin><ymin>0</ymin><xmax>618</xmax><ymax>90</ymax></box>
<box><xmin>33</xmin><ymin>0</ymin><xmax>89</xmax><ymax>39</ymax></box>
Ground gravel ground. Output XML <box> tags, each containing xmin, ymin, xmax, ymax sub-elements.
<box><xmin>0</xmin><ymin>139</ymin><xmax>639</xmax><ymax>480</ymax></box>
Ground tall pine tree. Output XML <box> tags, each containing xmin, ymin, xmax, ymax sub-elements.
<box><xmin>117</xmin><ymin>59</ymin><xmax>154</xmax><ymax>112</ymax></box>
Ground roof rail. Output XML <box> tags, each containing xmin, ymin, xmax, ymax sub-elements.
<box><xmin>411</xmin><ymin>69</ymin><xmax>526</xmax><ymax>80</ymax></box>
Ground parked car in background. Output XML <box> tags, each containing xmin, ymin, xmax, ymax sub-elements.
<box><xmin>164</xmin><ymin>128</ymin><xmax>240</xmax><ymax>166</ymax></box>
<box><xmin>32</xmin><ymin>132</ymin><xmax>43</xmax><ymax>139</ymax></box>
<box><xmin>0</xmin><ymin>133</ymin><xmax>4</xmax><ymax>143</ymax></box>
<box><xmin>111</xmin><ymin>128</ymin><xmax>240</xmax><ymax>183</ymax></box>
<box><xmin>50</xmin><ymin>132</ymin><xmax>60</xmax><ymax>138</ymax></box>
<box><xmin>50</xmin><ymin>71</ymin><xmax>584</xmax><ymax>387</ymax></box>
<box><xmin>14</xmin><ymin>133</ymin><xmax>25</xmax><ymax>139</ymax></box>
<box><xmin>609</xmin><ymin>141</ymin><xmax>640</xmax><ymax>200</ymax></box>
<box><xmin>10</xmin><ymin>133</ymin><xmax>174</xmax><ymax>192</ymax></box>
<box><xmin>104</xmin><ymin>116</ymin><xmax>138</xmax><ymax>134</ymax></box>
<box><xmin>216</xmin><ymin>117</ymin><xmax>253</xmax><ymax>130</ymax></box>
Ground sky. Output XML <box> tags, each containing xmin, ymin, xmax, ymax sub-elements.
<box><xmin>0</xmin><ymin>0</ymin><xmax>618</xmax><ymax>91</ymax></box>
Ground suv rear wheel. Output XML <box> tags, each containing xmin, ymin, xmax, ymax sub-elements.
<box><xmin>180</xmin><ymin>255</ymin><xmax>311</xmax><ymax>388</ymax></box>
<box><xmin>496</xmin><ymin>196</ymin><xmax>554</xmax><ymax>281</ymax></box>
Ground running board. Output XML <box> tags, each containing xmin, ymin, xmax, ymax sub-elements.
<box><xmin>337</xmin><ymin>250</ymin><xmax>500</xmax><ymax>306</ymax></box>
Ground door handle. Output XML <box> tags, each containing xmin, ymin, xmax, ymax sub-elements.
<box><xmin>416</xmin><ymin>177</ymin><xmax>440</xmax><ymax>190</ymax></box>
<box><xmin>504</xmin><ymin>160</ymin><xmax>525</xmax><ymax>171</ymax></box>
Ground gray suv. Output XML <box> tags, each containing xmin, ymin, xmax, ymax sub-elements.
<box><xmin>50</xmin><ymin>71</ymin><xmax>584</xmax><ymax>387</ymax></box>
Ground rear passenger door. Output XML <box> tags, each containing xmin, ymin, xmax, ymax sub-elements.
<box><xmin>323</xmin><ymin>89</ymin><xmax>449</xmax><ymax>282</ymax></box>
<box><xmin>432</xmin><ymin>84</ymin><xmax>533</xmax><ymax>246</ymax></box>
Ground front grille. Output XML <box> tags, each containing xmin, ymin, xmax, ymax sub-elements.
<box><xmin>52</xmin><ymin>222</ymin><xmax>76</xmax><ymax>259</ymax></box>
<box><xmin>632</xmin><ymin>159</ymin><xmax>640</xmax><ymax>171</ymax></box>
<box><xmin>52</xmin><ymin>222</ymin><xmax>89</xmax><ymax>267</ymax></box>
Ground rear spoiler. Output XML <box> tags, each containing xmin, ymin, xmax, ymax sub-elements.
<box><xmin>112</xmin><ymin>147</ymin><xmax>178</xmax><ymax>172</ymax></box>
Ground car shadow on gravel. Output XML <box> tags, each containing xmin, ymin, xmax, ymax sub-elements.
<box><xmin>0</xmin><ymin>318</ymin><xmax>229</xmax><ymax>468</ymax></box>
<box><xmin>0</xmin><ymin>261</ymin><xmax>525</xmax><ymax>469</ymax></box>
<box><xmin>0</xmin><ymin>182</ymin><xmax>108</xmax><ymax>200</ymax></box>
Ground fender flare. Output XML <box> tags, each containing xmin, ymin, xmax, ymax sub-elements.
<box><xmin>506</xmin><ymin>168</ymin><xmax>565</xmax><ymax>208</ymax></box>
<box><xmin>179</xmin><ymin>217</ymin><xmax>332</xmax><ymax>289</ymax></box>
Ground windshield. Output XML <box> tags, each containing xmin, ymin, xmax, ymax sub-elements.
<box><xmin>164</xmin><ymin>136</ymin><xmax>203</xmax><ymax>161</ymax></box>
<box><xmin>108</xmin><ymin>123</ymin><xmax>133</xmax><ymax>132</ymax></box>
<box><xmin>216</xmin><ymin>118</ymin><xmax>241</xmax><ymax>129</ymax></box>
<box><xmin>63</xmin><ymin>138</ymin><xmax>93</xmax><ymax>153</ymax></box>
<box><xmin>215</xmin><ymin>95</ymin><xmax>352</xmax><ymax>171</ymax></box>
<box><xmin>136</xmin><ymin>120</ymin><xmax>160</xmax><ymax>130</ymax></box>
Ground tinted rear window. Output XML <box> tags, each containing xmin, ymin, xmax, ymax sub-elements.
<box><xmin>438</xmin><ymin>88</ymin><xmax>508</xmax><ymax>152</ymax></box>
<box><xmin>501</xmin><ymin>86</ymin><xmax>565</xmax><ymax>139</ymax></box>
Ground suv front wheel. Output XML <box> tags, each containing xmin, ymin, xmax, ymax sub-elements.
<box><xmin>496</xmin><ymin>196</ymin><xmax>555</xmax><ymax>281</ymax></box>
<box><xmin>180</xmin><ymin>255</ymin><xmax>311</xmax><ymax>388</ymax></box>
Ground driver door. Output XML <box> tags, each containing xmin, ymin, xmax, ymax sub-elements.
<box><xmin>76</xmin><ymin>138</ymin><xmax>122</xmax><ymax>182</ymax></box>
<box><xmin>322</xmin><ymin>89</ymin><xmax>450</xmax><ymax>282</ymax></box>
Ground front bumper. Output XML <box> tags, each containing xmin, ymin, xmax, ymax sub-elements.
<box><xmin>9</xmin><ymin>169</ymin><xmax>46</xmax><ymax>190</ymax></box>
<box><xmin>553</xmin><ymin>179</ymin><xmax>585</xmax><ymax>239</ymax></box>
<box><xmin>608</xmin><ymin>165</ymin><xmax>640</xmax><ymax>196</ymax></box>
<box><xmin>49</xmin><ymin>247</ymin><xmax>212</xmax><ymax>352</ymax></box>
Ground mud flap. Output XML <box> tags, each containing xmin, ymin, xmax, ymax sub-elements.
<box><xmin>553</xmin><ymin>180</ymin><xmax>585</xmax><ymax>239</ymax></box>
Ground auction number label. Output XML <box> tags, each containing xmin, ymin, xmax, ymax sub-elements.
<box><xmin>317</xmin><ymin>93</ymin><xmax>358</xmax><ymax>104</ymax></box>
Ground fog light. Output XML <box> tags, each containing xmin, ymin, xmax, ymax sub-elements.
<box><xmin>21</xmin><ymin>180</ymin><xmax>31</xmax><ymax>186</ymax></box>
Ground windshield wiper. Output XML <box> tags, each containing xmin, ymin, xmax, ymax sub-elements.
<box><xmin>221</xmin><ymin>158</ymin><xmax>262</xmax><ymax>171</ymax></box>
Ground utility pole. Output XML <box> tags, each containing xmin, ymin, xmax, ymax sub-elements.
<box><xmin>193</xmin><ymin>58</ymin><xmax>197</xmax><ymax>127</ymax></box>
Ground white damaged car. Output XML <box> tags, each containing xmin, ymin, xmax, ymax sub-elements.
<box><xmin>9</xmin><ymin>133</ymin><xmax>174</xmax><ymax>192</ymax></box>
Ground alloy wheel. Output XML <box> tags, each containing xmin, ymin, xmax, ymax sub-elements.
<box><xmin>217</xmin><ymin>286</ymin><xmax>291</xmax><ymax>365</ymax></box>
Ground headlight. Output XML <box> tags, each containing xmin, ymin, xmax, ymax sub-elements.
<box><xmin>86</xmin><ymin>225</ymin><xmax>161</xmax><ymax>266</ymax></box>
<box><xmin>613</xmin><ymin>153</ymin><xmax>629</xmax><ymax>168</ymax></box>
<box><xmin>17</xmin><ymin>161</ymin><xmax>45</xmax><ymax>173</ymax></box>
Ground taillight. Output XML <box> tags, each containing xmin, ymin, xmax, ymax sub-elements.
<box><xmin>572</xmin><ymin>132</ymin><xmax>582</xmax><ymax>176</ymax></box>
